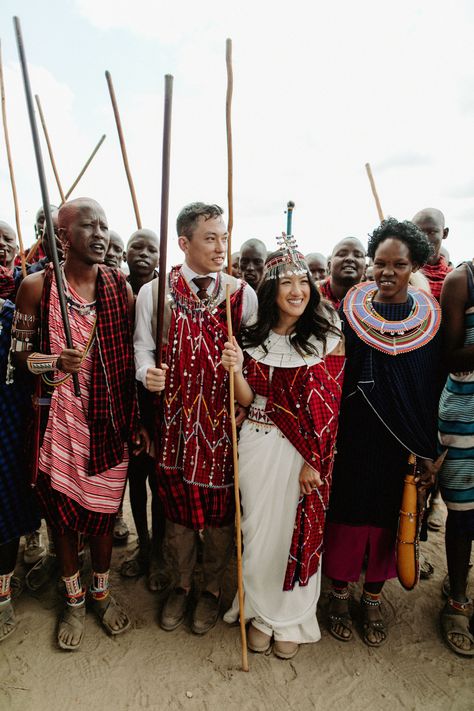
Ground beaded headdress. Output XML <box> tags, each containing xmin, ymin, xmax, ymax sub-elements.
<box><xmin>264</xmin><ymin>233</ymin><xmax>308</xmax><ymax>281</ymax></box>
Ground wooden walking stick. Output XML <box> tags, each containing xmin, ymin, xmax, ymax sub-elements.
<box><xmin>35</xmin><ymin>94</ymin><xmax>66</xmax><ymax>203</ymax></box>
<box><xmin>64</xmin><ymin>134</ymin><xmax>106</xmax><ymax>202</ymax></box>
<box><xmin>0</xmin><ymin>39</ymin><xmax>26</xmax><ymax>277</ymax></box>
<box><xmin>105</xmin><ymin>70</ymin><xmax>142</xmax><ymax>229</ymax></box>
<box><xmin>14</xmin><ymin>16</ymin><xmax>80</xmax><ymax>397</ymax></box>
<box><xmin>226</xmin><ymin>284</ymin><xmax>249</xmax><ymax>672</ymax></box>
<box><xmin>365</xmin><ymin>162</ymin><xmax>384</xmax><ymax>222</ymax></box>
<box><xmin>155</xmin><ymin>75</ymin><xmax>173</xmax><ymax>360</ymax></box>
<box><xmin>225</xmin><ymin>38</ymin><xmax>234</xmax><ymax>275</ymax></box>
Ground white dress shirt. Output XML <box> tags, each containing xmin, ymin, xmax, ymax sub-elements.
<box><xmin>134</xmin><ymin>262</ymin><xmax>258</xmax><ymax>385</ymax></box>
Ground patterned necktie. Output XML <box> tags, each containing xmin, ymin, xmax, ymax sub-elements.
<box><xmin>192</xmin><ymin>276</ymin><xmax>213</xmax><ymax>301</ymax></box>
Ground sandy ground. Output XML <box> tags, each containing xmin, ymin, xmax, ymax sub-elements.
<box><xmin>1</xmin><ymin>502</ymin><xmax>473</xmax><ymax>711</ymax></box>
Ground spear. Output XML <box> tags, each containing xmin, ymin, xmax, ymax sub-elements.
<box><xmin>365</xmin><ymin>162</ymin><xmax>384</xmax><ymax>222</ymax></box>
<box><xmin>105</xmin><ymin>70</ymin><xmax>142</xmax><ymax>229</ymax></box>
<box><xmin>14</xmin><ymin>16</ymin><xmax>80</xmax><ymax>397</ymax></box>
<box><xmin>0</xmin><ymin>39</ymin><xmax>27</xmax><ymax>277</ymax></box>
<box><xmin>225</xmin><ymin>38</ymin><xmax>234</xmax><ymax>275</ymax></box>
<box><xmin>35</xmin><ymin>94</ymin><xmax>66</xmax><ymax>203</ymax></box>
<box><xmin>155</xmin><ymin>75</ymin><xmax>173</xmax><ymax>362</ymax></box>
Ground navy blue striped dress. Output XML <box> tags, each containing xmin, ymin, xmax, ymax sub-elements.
<box><xmin>438</xmin><ymin>262</ymin><xmax>474</xmax><ymax>520</ymax></box>
<box><xmin>0</xmin><ymin>299</ymin><xmax>40</xmax><ymax>545</ymax></box>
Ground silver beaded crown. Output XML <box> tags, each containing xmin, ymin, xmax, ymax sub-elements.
<box><xmin>264</xmin><ymin>233</ymin><xmax>308</xmax><ymax>281</ymax></box>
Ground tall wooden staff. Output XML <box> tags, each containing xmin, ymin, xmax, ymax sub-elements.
<box><xmin>0</xmin><ymin>40</ymin><xmax>27</xmax><ymax>277</ymax></box>
<box><xmin>225</xmin><ymin>285</ymin><xmax>249</xmax><ymax>672</ymax></box>
<box><xmin>105</xmin><ymin>70</ymin><xmax>142</xmax><ymax>229</ymax></box>
<box><xmin>26</xmin><ymin>134</ymin><xmax>107</xmax><ymax>263</ymax></box>
<box><xmin>64</xmin><ymin>134</ymin><xmax>106</xmax><ymax>201</ymax></box>
<box><xmin>14</xmin><ymin>16</ymin><xmax>80</xmax><ymax>397</ymax></box>
<box><xmin>35</xmin><ymin>94</ymin><xmax>66</xmax><ymax>203</ymax></box>
<box><xmin>155</xmin><ymin>75</ymin><xmax>173</xmax><ymax>359</ymax></box>
<box><xmin>225</xmin><ymin>38</ymin><xmax>234</xmax><ymax>275</ymax></box>
<box><xmin>365</xmin><ymin>162</ymin><xmax>384</xmax><ymax>222</ymax></box>
<box><xmin>224</xmin><ymin>37</ymin><xmax>249</xmax><ymax>673</ymax></box>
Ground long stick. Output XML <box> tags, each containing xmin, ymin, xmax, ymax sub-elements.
<box><xmin>226</xmin><ymin>284</ymin><xmax>249</xmax><ymax>672</ymax></box>
<box><xmin>14</xmin><ymin>16</ymin><xmax>80</xmax><ymax>397</ymax></box>
<box><xmin>105</xmin><ymin>70</ymin><xmax>142</xmax><ymax>229</ymax></box>
<box><xmin>0</xmin><ymin>40</ymin><xmax>26</xmax><ymax>277</ymax></box>
<box><xmin>365</xmin><ymin>162</ymin><xmax>384</xmax><ymax>222</ymax></box>
<box><xmin>155</xmin><ymin>75</ymin><xmax>173</xmax><ymax>362</ymax></box>
<box><xmin>64</xmin><ymin>134</ymin><xmax>106</xmax><ymax>201</ymax></box>
<box><xmin>225</xmin><ymin>38</ymin><xmax>233</xmax><ymax>275</ymax></box>
<box><xmin>35</xmin><ymin>94</ymin><xmax>66</xmax><ymax>203</ymax></box>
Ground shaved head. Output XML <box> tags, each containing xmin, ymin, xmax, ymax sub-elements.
<box><xmin>58</xmin><ymin>197</ymin><xmax>105</xmax><ymax>230</ymax></box>
<box><xmin>411</xmin><ymin>207</ymin><xmax>448</xmax><ymax>264</ymax></box>
<box><xmin>412</xmin><ymin>207</ymin><xmax>445</xmax><ymax>229</ymax></box>
<box><xmin>305</xmin><ymin>252</ymin><xmax>328</xmax><ymax>281</ymax></box>
<box><xmin>127</xmin><ymin>228</ymin><xmax>159</xmax><ymax>249</ymax></box>
<box><xmin>0</xmin><ymin>221</ymin><xmax>16</xmax><ymax>240</ymax></box>
<box><xmin>331</xmin><ymin>236</ymin><xmax>365</xmax><ymax>258</ymax></box>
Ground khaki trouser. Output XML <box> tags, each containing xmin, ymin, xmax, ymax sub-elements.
<box><xmin>165</xmin><ymin>520</ymin><xmax>234</xmax><ymax>591</ymax></box>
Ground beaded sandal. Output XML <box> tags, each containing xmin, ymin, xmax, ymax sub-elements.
<box><xmin>361</xmin><ymin>593</ymin><xmax>387</xmax><ymax>647</ymax></box>
<box><xmin>328</xmin><ymin>588</ymin><xmax>353</xmax><ymax>642</ymax></box>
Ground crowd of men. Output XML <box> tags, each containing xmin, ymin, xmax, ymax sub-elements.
<box><xmin>0</xmin><ymin>199</ymin><xmax>472</xmax><ymax>657</ymax></box>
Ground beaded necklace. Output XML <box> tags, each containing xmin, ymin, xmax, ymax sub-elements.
<box><xmin>344</xmin><ymin>282</ymin><xmax>440</xmax><ymax>355</ymax></box>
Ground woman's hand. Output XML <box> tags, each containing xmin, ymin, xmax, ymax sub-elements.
<box><xmin>299</xmin><ymin>462</ymin><xmax>322</xmax><ymax>495</ymax></box>
<box><xmin>145</xmin><ymin>364</ymin><xmax>169</xmax><ymax>393</ymax></box>
<box><xmin>415</xmin><ymin>450</ymin><xmax>448</xmax><ymax>493</ymax></box>
<box><xmin>221</xmin><ymin>337</ymin><xmax>244</xmax><ymax>373</ymax></box>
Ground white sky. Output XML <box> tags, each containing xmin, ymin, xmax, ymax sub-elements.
<box><xmin>0</xmin><ymin>0</ymin><xmax>473</xmax><ymax>266</ymax></box>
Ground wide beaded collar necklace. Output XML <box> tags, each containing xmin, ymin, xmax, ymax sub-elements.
<box><xmin>343</xmin><ymin>281</ymin><xmax>441</xmax><ymax>356</ymax></box>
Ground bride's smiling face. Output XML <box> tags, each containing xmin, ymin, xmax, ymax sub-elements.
<box><xmin>275</xmin><ymin>272</ymin><xmax>311</xmax><ymax>323</ymax></box>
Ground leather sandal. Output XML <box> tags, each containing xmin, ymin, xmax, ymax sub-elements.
<box><xmin>361</xmin><ymin>596</ymin><xmax>387</xmax><ymax>647</ymax></box>
<box><xmin>440</xmin><ymin>598</ymin><xmax>474</xmax><ymax>657</ymax></box>
<box><xmin>90</xmin><ymin>594</ymin><xmax>131</xmax><ymax>636</ymax></box>
<box><xmin>57</xmin><ymin>603</ymin><xmax>85</xmax><ymax>651</ymax></box>
<box><xmin>328</xmin><ymin>591</ymin><xmax>353</xmax><ymax>642</ymax></box>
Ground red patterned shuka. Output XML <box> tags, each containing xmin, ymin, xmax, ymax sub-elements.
<box><xmin>421</xmin><ymin>254</ymin><xmax>453</xmax><ymax>301</ymax></box>
<box><xmin>317</xmin><ymin>277</ymin><xmax>341</xmax><ymax>310</ymax></box>
<box><xmin>243</xmin><ymin>352</ymin><xmax>345</xmax><ymax>590</ymax></box>
<box><xmin>40</xmin><ymin>264</ymin><xmax>138</xmax><ymax>477</ymax></box>
<box><xmin>157</xmin><ymin>267</ymin><xmax>245</xmax><ymax>529</ymax></box>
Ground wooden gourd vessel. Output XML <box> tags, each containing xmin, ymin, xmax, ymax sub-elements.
<box><xmin>396</xmin><ymin>453</ymin><xmax>420</xmax><ymax>591</ymax></box>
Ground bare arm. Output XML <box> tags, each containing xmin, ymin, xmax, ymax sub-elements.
<box><xmin>13</xmin><ymin>272</ymin><xmax>83</xmax><ymax>374</ymax></box>
<box><xmin>221</xmin><ymin>338</ymin><xmax>254</xmax><ymax>407</ymax></box>
<box><xmin>440</xmin><ymin>266</ymin><xmax>474</xmax><ymax>372</ymax></box>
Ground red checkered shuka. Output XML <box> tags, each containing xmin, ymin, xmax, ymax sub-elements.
<box><xmin>40</xmin><ymin>264</ymin><xmax>138</xmax><ymax>476</ymax></box>
<box><xmin>243</xmin><ymin>352</ymin><xmax>345</xmax><ymax>590</ymax></box>
<box><xmin>421</xmin><ymin>254</ymin><xmax>453</xmax><ymax>302</ymax></box>
<box><xmin>318</xmin><ymin>277</ymin><xmax>341</xmax><ymax>310</ymax></box>
<box><xmin>159</xmin><ymin>268</ymin><xmax>245</xmax><ymax>494</ymax></box>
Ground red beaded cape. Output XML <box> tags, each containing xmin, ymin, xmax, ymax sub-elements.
<box><xmin>158</xmin><ymin>267</ymin><xmax>245</xmax><ymax>494</ymax></box>
<box><xmin>243</xmin><ymin>349</ymin><xmax>345</xmax><ymax>590</ymax></box>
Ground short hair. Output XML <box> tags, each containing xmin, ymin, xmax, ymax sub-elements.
<box><xmin>240</xmin><ymin>238</ymin><xmax>267</xmax><ymax>255</ymax></box>
<box><xmin>176</xmin><ymin>202</ymin><xmax>224</xmax><ymax>239</ymax></box>
<box><xmin>367</xmin><ymin>217</ymin><xmax>432</xmax><ymax>265</ymax></box>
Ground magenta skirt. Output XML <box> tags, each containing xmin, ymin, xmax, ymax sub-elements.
<box><xmin>323</xmin><ymin>522</ymin><xmax>397</xmax><ymax>583</ymax></box>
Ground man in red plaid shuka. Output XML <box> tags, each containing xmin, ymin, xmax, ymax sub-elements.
<box><xmin>134</xmin><ymin>202</ymin><xmax>258</xmax><ymax>634</ymax></box>
<box><xmin>13</xmin><ymin>198</ymin><xmax>147</xmax><ymax>651</ymax></box>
